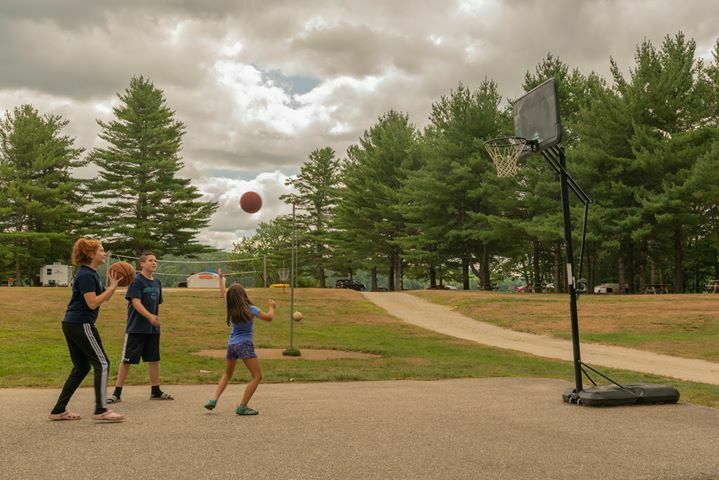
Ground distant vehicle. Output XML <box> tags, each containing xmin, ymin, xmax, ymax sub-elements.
<box><xmin>594</xmin><ymin>283</ymin><xmax>628</xmax><ymax>294</ymax></box>
<box><xmin>335</xmin><ymin>279</ymin><xmax>366</xmax><ymax>291</ymax></box>
<box><xmin>512</xmin><ymin>284</ymin><xmax>533</xmax><ymax>293</ymax></box>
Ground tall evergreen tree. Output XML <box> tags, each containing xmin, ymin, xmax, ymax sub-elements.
<box><xmin>685</xmin><ymin>141</ymin><xmax>719</xmax><ymax>284</ymax></box>
<box><xmin>334</xmin><ymin>111</ymin><xmax>420</xmax><ymax>290</ymax></box>
<box><xmin>401</xmin><ymin>81</ymin><xmax>508</xmax><ymax>290</ymax></box>
<box><xmin>520</xmin><ymin>54</ymin><xmax>604</xmax><ymax>292</ymax></box>
<box><xmin>89</xmin><ymin>76</ymin><xmax>217</xmax><ymax>256</ymax></box>
<box><xmin>0</xmin><ymin>104</ymin><xmax>86</xmax><ymax>283</ymax></box>
<box><xmin>576</xmin><ymin>32</ymin><xmax>713</xmax><ymax>292</ymax></box>
<box><xmin>282</xmin><ymin>147</ymin><xmax>342</xmax><ymax>287</ymax></box>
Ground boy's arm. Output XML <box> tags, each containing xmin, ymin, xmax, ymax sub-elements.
<box><xmin>256</xmin><ymin>300</ymin><xmax>276</xmax><ymax>321</ymax></box>
<box><xmin>131</xmin><ymin>298</ymin><xmax>160</xmax><ymax>327</ymax></box>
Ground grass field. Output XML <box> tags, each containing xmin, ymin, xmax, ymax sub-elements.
<box><xmin>1</xmin><ymin>287</ymin><xmax>718</xmax><ymax>408</ymax></box>
<box><xmin>412</xmin><ymin>290</ymin><xmax>719</xmax><ymax>362</ymax></box>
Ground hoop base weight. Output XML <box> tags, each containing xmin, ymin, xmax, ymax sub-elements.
<box><xmin>562</xmin><ymin>384</ymin><xmax>680</xmax><ymax>407</ymax></box>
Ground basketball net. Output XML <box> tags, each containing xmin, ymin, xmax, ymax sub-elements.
<box><xmin>484</xmin><ymin>137</ymin><xmax>531</xmax><ymax>178</ymax></box>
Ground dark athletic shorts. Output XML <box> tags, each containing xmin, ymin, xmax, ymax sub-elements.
<box><xmin>121</xmin><ymin>333</ymin><xmax>161</xmax><ymax>364</ymax></box>
<box><xmin>226</xmin><ymin>341</ymin><xmax>257</xmax><ymax>360</ymax></box>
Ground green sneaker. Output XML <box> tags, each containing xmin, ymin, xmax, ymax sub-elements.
<box><xmin>235</xmin><ymin>405</ymin><xmax>258</xmax><ymax>416</ymax></box>
<box><xmin>204</xmin><ymin>399</ymin><xmax>217</xmax><ymax>411</ymax></box>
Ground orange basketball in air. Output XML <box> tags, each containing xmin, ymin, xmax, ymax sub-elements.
<box><xmin>240</xmin><ymin>191</ymin><xmax>263</xmax><ymax>214</ymax></box>
<box><xmin>108</xmin><ymin>261</ymin><xmax>136</xmax><ymax>287</ymax></box>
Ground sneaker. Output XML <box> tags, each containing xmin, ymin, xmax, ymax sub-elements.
<box><xmin>236</xmin><ymin>405</ymin><xmax>259</xmax><ymax>416</ymax></box>
<box><xmin>107</xmin><ymin>394</ymin><xmax>121</xmax><ymax>404</ymax></box>
<box><xmin>204</xmin><ymin>399</ymin><xmax>217</xmax><ymax>411</ymax></box>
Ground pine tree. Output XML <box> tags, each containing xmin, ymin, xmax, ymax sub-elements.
<box><xmin>575</xmin><ymin>32</ymin><xmax>714</xmax><ymax>292</ymax></box>
<box><xmin>89</xmin><ymin>76</ymin><xmax>217</xmax><ymax>256</ymax></box>
<box><xmin>520</xmin><ymin>54</ymin><xmax>603</xmax><ymax>292</ymax></box>
<box><xmin>400</xmin><ymin>81</ymin><xmax>509</xmax><ymax>290</ymax></box>
<box><xmin>334</xmin><ymin>111</ymin><xmax>420</xmax><ymax>290</ymax></box>
<box><xmin>282</xmin><ymin>147</ymin><xmax>342</xmax><ymax>287</ymax></box>
<box><xmin>0</xmin><ymin>104</ymin><xmax>86</xmax><ymax>283</ymax></box>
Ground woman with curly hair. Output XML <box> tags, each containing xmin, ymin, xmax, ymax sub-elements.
<box><xmin>48</xmin><ymin>238</ymin><xmax>125</xmax><ymax>423</ymax></box>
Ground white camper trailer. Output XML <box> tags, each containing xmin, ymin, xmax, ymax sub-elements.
<box><xmin>41</xmin><ymin>263</ymin><xmax>72</xmax><ymax>286</ymax></box>
<box><xmin>186</xmin><ymin>272</ymin><xmax>225</xmax><ymax>289</ymax></box>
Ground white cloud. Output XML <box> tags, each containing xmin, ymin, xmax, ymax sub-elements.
<box><xmin>1</xmin><ymin>0</ymin><xmax>718</xmax><ymax>250</ymax></box>
<box><xmin>195</xmin><ymin>171</ymin><xmax>296</xmax><ymax>251</ymax></box>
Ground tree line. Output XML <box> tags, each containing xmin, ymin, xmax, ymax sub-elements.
<box><xmin>0</xmin><ymin>76</ymin><xmax>217</xmax><ymax>284</ymax></box>
<box><xmin>236</xmin><ymin>32</ymin><xmax>719</xmax><ymax>293</ymax></box>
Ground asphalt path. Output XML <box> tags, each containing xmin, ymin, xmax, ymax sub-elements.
<box><xmin>363</xmin><ymin>292</ymin><xmax>719</xmax><ymax>385</ymax></box>
<box><xmin>2</xmin><ymin>379</ymin><xmax>718</xmax><ymax>480</ymax></box>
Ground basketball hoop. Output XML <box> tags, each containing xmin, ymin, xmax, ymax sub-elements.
<box><xmin>484</xmin><ymin>137</ymin><xmax>535</xmax><ymax>178</ymax></box>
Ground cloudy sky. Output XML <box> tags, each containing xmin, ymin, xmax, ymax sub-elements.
<box><xmin>2</xmin><ymin>0</ymin><xmax>717</xmax><ymax>250</ymax></box>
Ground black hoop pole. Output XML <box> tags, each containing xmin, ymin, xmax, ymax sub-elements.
<box><xmin>541</xmin><ymin>147</ymin><xmax>591</xmax><ymax>287</ymax></box>
<box><xmin>557</xmin><ymin>147</ymin><xmax>583</xmax><ymax>398</ymax></box>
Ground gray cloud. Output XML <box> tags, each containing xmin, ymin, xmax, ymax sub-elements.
<box><xmin>2</xmin><ymin>0</ymin><xmax>718</xmax><ymax>249</ymax></box>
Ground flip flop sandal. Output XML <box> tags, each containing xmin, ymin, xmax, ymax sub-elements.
<box><xmin>91</xmin><ymin>409</ymin><xmax>125</xmax><ymax>423</ymax></box>
<box><xmin>204</xmin><ymin>400</ymin><xmax>217</xmax><ymax>410</ymax></box>
<box><xmin>48</xmin><ymin>411</ymin><xmax>82</xmax><ymax>421</ymax></box>
<box><xmin>107</xmin><ymin>394</ymin><xmax>121</xmax><ymax>404</ymax></box>
<box><xmin>235</xmin><ymin>405</ymin><xmax>259</xmax><ymax>416</ymax></box>
<box><xmin>150</xmin><ymin>392</ymin><xmax>175</xmax><ymax>400</ymax></box>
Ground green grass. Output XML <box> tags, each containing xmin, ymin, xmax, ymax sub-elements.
<box><xmin>413</xmin><ymin>290</ymin><xmax>719</xmax><ymax>362</ymax></box>
<box><xmin>1</xmin><ymin>287</ymin><xmax>718</xmax><ymax>409</ymax></box>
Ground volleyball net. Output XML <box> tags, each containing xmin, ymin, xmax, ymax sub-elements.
<box><xmin>106</xmin><ymin>253</ymin><xmax>270</xmax><ymax>288</ymax></box>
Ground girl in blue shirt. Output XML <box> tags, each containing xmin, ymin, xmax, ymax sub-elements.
<box><xmin>205</xmin><ymin>268</ymin><xmax>275</xmax><ymax>415</ymax></box>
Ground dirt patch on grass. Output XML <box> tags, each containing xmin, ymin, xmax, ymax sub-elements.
<box><xmin>192</xmin><ymin>348</ymin><xmax>381</xmax><ymax>360</ymax></box>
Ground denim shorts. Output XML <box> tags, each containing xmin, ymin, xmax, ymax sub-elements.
<box><xmin>226</xmin><ymin>341</ymin><xmax>257</xmax><ymax>360</ymax></box>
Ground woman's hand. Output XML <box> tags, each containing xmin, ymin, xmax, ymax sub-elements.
<box><xmin>108</xmin><ymin>269</ymin><xmax>120</xmax><ymax>289</ymax></box>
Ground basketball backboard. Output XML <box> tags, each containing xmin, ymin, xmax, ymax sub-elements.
<box><xmin>513</xmin><ymin>78</ymin><xmax>562</xmax><ymax>153</ymax></box>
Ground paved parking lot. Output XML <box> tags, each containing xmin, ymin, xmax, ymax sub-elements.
<box><xmin>2</xmin><ymin>378</ymin><xmax>717</xmax><ymax>480</ymax></box>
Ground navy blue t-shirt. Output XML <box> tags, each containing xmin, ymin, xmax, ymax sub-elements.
<box><xmin>125</xmin><ymin>274</ymin><xmax>163</xmax><ymax>334</ymax></box>
<box><xmin>64</xmin><ymin>265</ymin><xmax>105</xmax><ymax>324</ymax></box>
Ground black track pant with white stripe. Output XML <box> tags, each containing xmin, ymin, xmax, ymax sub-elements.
<box><xmin>52</xmin><ymin>322</ymin><xmax>110</xmax><ymax>413</ymax></box>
